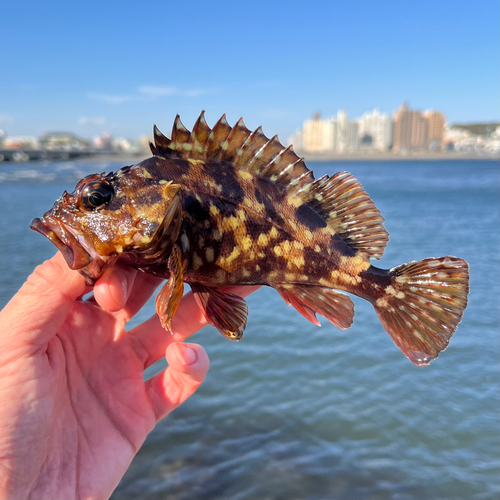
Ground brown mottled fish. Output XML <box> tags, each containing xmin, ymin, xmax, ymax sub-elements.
<box><xmin>31</xmin><ymin>112</ymin><xmax>469</xmax><ymax>365</ymax></box>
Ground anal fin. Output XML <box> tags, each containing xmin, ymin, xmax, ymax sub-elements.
<box><xmin>274</xmin><ymin>284</ymin><xmax>354</xmax><ymax>330</ymax></box>
<box><xmin>191</xmin><ymin>284</ymin><xmax>248</xmax><ymax>340</ymax></box>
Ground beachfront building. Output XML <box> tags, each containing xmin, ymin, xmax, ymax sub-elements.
<box><xmin>392</xmin><ymin>103</ymin><xmax>429</xmax><ymax>152</ymax></box>
<box><xmin>336</xmin><ymin>110</ymin><xmax>359</xmax><ymax>153</ymax></box>
<box><xmin>423</xmin><ymin>110</ymin><xmax>446</xmax><ymax>148</ymax></box>
<box><xmin>302</xmin><ymin>113</ymin><xmax>337</xmax><ymax>153</ymax></box>
<box><xmin>300</xmin><ymin>110</ymin><xmax>361</xmax><ymax>154</ymax></box>
<box><xmin>39</xmin><ymin>132</ymin><xmax>90</xmax><ymax>151</ymax></box>
<box><xmin>2</xmin><ymin>136</ymin><xmax>39</xmax><ymax>149</ymax></box>
<box><xmin>358</xmin><ymin>109</ymin><xmax>393</xmax><ymax>151</ymax></box>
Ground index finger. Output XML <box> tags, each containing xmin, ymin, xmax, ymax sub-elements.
<box><xmin>0</xmin><ymin>252</ymin><xmax>88</xmax><ymax>346</ymax></box>
<box><xmin>93</xmin><ymin>264</ymin><xmax>162</xmax><ymax>325</ymax></box>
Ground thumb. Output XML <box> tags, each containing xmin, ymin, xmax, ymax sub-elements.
<box><xmin>0</xmin><ymin>252</ymin><xmax>88</xmax><ymax>345</ymax></box>
<box><xmin>145</xmin><ymin>343</ymin><xmax>209</xmax><ymax>422</ymax></box>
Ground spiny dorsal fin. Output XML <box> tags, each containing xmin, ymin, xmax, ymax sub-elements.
<box><xmin>171</xmin><ymin>115</ymin><xmax>191</xmax><ymax>149</ymax></box>
<box><xmin>188</xmin><ymin>111</ymin><xmax>212</xmax><ymax>158</ymax></box>
<box><xmin>206</xmin><ymin>114</ymin><xmax>232</xmax><ymax>159</ymax></box>
<box><xmin>152</xmin><ymin>112</ymin><xmax>388</xmax><ymax>260</ymax></box>
<box><xmin>247</xmin><ymin>135</ymin><xmax>284</xmax><ymax>172</ymax></box>
<box><xmin>151</xmin><ymin>124</ymin><xmax>172</xmax><ymax>155</ymax></box>
<box><xmin>232</xmin><ymin>126</ymin><xmax>268</xmax><ymax>166</ymax></box>
<box><xmin>153</xmin><ymin>112</ymin><xmax>310</xmax><ymax>184</ymax></box>
<box><xmin>219</xmin><ymin>118</ymin><xmax>252</xmax><ymax>162</ymax></box>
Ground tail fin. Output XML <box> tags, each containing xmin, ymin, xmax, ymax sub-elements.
<box><xmin>373</xmin><ymin>257</ymin><xmax>469</xmax><ymax>366</ymax></box>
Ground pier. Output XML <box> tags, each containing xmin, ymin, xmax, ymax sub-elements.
<box><xmin>0</xmin><ymin>148</ymin><xmax>97</xmax><ymax>162</ymax></box>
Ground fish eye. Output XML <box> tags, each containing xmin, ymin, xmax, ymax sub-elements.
<box><xmin>80</xmin><ymin>181</ymin><xmax>114</xmax><ymax>210</ymax></box>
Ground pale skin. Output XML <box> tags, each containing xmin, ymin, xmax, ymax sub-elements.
<box><xmin>0</xmin><ymin>252</ymin><xmax>258</xmax><ymax>499</ymax></box>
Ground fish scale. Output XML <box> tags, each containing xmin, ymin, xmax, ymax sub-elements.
<box><xmin>31</xmin><ymin>111</ymin><xmax>470</xmax><ymax>365</ymax></box>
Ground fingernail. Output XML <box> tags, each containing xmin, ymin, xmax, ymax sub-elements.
<box><xmin>114</xmin><ymin>270</ymin><xmax>129</xmax><ymax>306</ymax></box>
<box><xmin>177</xmin><ymin>344</ymin><xmax>197</xmax><ymax>366</ymax></box>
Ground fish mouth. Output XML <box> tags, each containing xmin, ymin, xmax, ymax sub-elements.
<box><xmin>30</xmin><ymin>217</ymin><xmax>93</xmax><ymax>270</ymax></box>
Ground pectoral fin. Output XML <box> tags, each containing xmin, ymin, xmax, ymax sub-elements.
<box><xmin>191</xmin><ymin>283</ymin><xmax>248</xmax><ymax>340</ymax></box>
<box><xmin>274</xmin><ymin>283</ymin><xmax>354</xmax><ymax>330</ymax></box>
<box><xmin>155</xmin><ymin>244</ymin><xmax>186</xmax><ymax>332</ymax></box>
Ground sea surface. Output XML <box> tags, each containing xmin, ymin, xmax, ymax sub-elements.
<box><xmin>0</xmin><ymin>159</ymin><xmax>498</xmax><ymax>500</ymax></box>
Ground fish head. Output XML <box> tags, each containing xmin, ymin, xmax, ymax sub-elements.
<box><xmin>31</xmin><ymin>165</ymin><xmax>181</xmax><ymax>284</ymax></box>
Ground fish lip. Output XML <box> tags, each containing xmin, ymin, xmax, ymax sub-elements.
<box><xmin>30</xmin><ymin>217</ymin><xmax>93</xmax><ymax>270</ymax></box>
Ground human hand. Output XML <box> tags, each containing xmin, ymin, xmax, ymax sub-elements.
<box><xmin>0</xmin><ymin>252</ymin><xmax>258</xmax><ymax>500</ymax></box>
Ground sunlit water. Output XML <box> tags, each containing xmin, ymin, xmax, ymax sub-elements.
<box><xmin>0</xmin><ymin>158</ymin><xmax>498</xmax><ymax>500</ymax></box>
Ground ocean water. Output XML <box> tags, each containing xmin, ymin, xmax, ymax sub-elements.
<box><xmin>0</xmin><ymin>159</ymin><xmax>498</xmax><ymax>500</ymax></box>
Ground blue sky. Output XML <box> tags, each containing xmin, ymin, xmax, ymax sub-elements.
<box><xmin>1</xmin><ymin>0</ymin><xmax>498</xmax><ymax>141</ymax></box>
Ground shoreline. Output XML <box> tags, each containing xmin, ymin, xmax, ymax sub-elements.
<box><xmin>298</xmin><ymin>151</ymin><xmax>499</xmax><ymax>162</ymax></box>
<box><xmin>90</xmin><ymin>151</ymin><xmax>500</xmax><ymax>163</ymax></box>
<box><xmin>1</xmin><ymin>151</ymin><xmax>498</xmax><ymax>165</ymax></box>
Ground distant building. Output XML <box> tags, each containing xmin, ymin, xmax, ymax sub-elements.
<box><xmin>393</xmin><ymin>103</ymin><xmax>429</xmax><ymax>152</ymax></box>
<box><xmin>2</xmin><ymin>136</ymin><xmax>39</xmax><ymax>149</ymax></box>
<box><xmin>423</xmin><ymin>110</ymin><xmax>446</xmax><ymax>148</ymax></box>
<box><xmin>300</xmin><ymin>110</ymin><xmax>361</xmax><ymax>154</ymax></box>
<box><xmin>336</xmin><ymin>110</ymin><xmax>359</xmax><ymax>153</ymax></box>
<box><xmin>485</xmin><ymin>126</ymin><xmax>500</xmax><ymax>154</ymax></box>
<box><xmin>114</xmin><ymin>137</ymin><xmax>145</xmax><ymax>155</ymax></box>
<box><xmin>358</xmin><ymin>109</ymin><xmax>393</xmax><ymax>151</ymax></box>
<box><xmin>443</xmin><ymin>125</ymin><xmax>472</xmax><ymax>151</ymax></box>
<box><xmin>443</xmin><ymin>123</ymin><xmax>500</xmax><ymax>154</ymax></box>
<box><xmin>40</xmin><ymin>132</ymin><xmax>90</xmax><ymax>151</ymax></box>
<box><xmin>302</xmin><ymin>113</ymin><xmax>337</xmax><ymax>153</ymax></box>
<box><xmin>93</xmin><ymin>132</ymin><xmax>114</xmax><ymax>152</ymax></box>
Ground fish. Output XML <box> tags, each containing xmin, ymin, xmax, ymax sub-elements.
<box><xmin>30</xmin><ymin>112</ymin><xmax>470</xmax><ymax>366</ymax></box>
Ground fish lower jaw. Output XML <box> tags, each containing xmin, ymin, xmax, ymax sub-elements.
<box><xmin>63</xmin><ymin>226</ymin><xmax>121</xmax><ymax>284</ymax></box>
<box><xmin>65</xmin><ymin>225</ymin><xmax>103</xmax><ymax>261</ymax></box>
<box><xmin>78</xmin><ymin>254</ymin><xmax>119</xmax><ymax>286</ymax></box>
<box><xmin>30</xmin><ymin>217</ymin><xmax>93</xmax><ymax>270</ymax></box>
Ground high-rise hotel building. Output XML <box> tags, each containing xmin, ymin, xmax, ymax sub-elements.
<box><xmin>302</xmin><ymin>111</ymin><xmax>359</xmax><ymax>153</ymax></box>
<box><xmin>392</xmin><ymin>102</ymin><xmax>429</xmax><ymax>152</ymax></box>
<box><xmin>358</xmin><ymin>109</ymin><xmax>393</xmax><ymax>151</ymax></box>
<box><xmin>423</xmin><ymin>110</ymin><xmax>446</xmax><ymax>146</ymax></box>
<box><xmin>302</xmin><ymin>113</ymin><xmax>337</xmax><ymax>152</ymax></box>
<box><xmin>298</xmin><ymin>104</ymin><xmax>445</xmax><ymax>154</ymax></box>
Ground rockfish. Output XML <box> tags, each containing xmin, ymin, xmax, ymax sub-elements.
<box><xmin>31</xmin><ymin>112</ymin><xmax>469</xmax><ymax>365</ymax></box>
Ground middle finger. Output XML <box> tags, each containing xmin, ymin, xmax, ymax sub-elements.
<box><xmin>129</xmin><ymin>285</ymin><xmax>260</xmax><ymax>368</ymax></box>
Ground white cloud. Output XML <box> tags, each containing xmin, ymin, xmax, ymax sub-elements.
<box><xmin>138</xmin><ymin>86</ymin><xmax>177</xmax><ymax>98</ymax></box>
<box><xmin>256</xmin><ymin>109</ymin><xmax>291</xmax><ymax>119</ymax></box>
<box><xmin>78</xmin><ymin>116</ymin><xmax>107</xmax><ymax>126</ymax></box>
<box><xmin>88</xmin><ymin>93</ymin><xmax>135</xmax><ymax>104</ymax></box>
<box><xmin>0</xmin><ymin>114</ymin><xmax>14</xmax><ymax>124</ymax></box>
<box><xmin>183</xmin><ymin>89</ymin><xmax>206</xmax><ymax>97</ymax></box>
<box><xmin>87</xmin><ymin>85</ymin><xmax>209</xmax><ymax>104</ymax></box>
<box><xmin>139</xmin><ymin>85</ymin><xmax>207</xmax><ymax>98</ymax></box>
